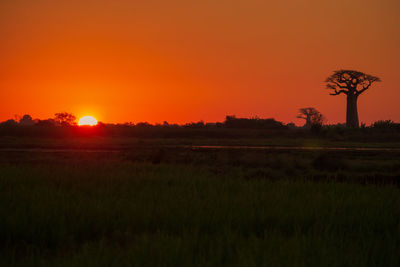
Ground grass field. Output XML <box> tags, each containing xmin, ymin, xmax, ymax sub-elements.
<box><xmin>1</xmin><ymin>142</ymin><xmax>400</xmax><ymax>266</ymax></box>
<box><xmin>2</xmin><ymin>134</ymin><xmax>400</xmax><ymax>150</ymax></box>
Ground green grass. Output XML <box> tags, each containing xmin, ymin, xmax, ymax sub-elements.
<box><xmin>1</xmin><ymin>161</ymin><xmax>400</xmax><ymax>266</ymax></box>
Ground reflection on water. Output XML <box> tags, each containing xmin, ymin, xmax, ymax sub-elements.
<box><xmin>188</xmin><ymin>145</ymin><xmax>400</xmax><ymax>151</ymax></box>
<box><xmin>0</xmin><ymin>146</ymin><xmax>399</xmax><ymax>152</ymax></box>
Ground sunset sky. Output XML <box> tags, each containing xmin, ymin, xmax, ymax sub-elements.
<box><xmin>0</xmin><ymin>0</ymin><xmax>399</xmax><ymax>125</ymax></box>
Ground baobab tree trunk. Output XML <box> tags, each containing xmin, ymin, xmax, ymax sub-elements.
<box><xmin>346</xmin><ymin>95</ymin><xmax>359</xmax><ymax>128</ymax></box>
<box><xmin>305</xmin><ymin>116</ymin><xmax>311</xmax><ymax>128</ymax></box>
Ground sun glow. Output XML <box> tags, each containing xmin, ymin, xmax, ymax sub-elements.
<box><xmin>78</xmin><ymin>116</ymin><xmax>98</xmax><ymax>126</ymax></box>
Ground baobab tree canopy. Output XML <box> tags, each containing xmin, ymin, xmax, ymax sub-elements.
<box><xmin>326</xmin><ymin>70</ymin><xmax>381</xmax><ymax>97</ymax></box>
<box><xmin>325</xmin><ymin>70</ymin><xmax>381</xmax><ymax>128</ymax></box>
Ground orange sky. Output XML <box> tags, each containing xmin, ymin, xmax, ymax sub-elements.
<box><xmin>0</xmin><ymin>0</ymin><xmax>399</xmax><ymax>125</ymax></box>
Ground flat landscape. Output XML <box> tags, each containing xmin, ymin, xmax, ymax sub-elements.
<box><xmin>1</xmin><ymin>135</ymin><xmax>400</xmax><ymax>266</ymax></box>
<box><xmin>2</xmin><ymin>0</ymin><xmax>399</xmax><ymax>265</ymax></box>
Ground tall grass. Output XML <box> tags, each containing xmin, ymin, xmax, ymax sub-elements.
<box><xmin>1</xmin><ymin>162</ymin><xmax>400</xmax><ymax>266</ymax></box>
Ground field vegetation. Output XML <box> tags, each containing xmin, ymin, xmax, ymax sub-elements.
<box><xmin>1</xmin><ymin>145</ymin><xmax>400</xmax><ymax>266</ymax></box>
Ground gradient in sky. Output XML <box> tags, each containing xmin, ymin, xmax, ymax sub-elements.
<box><xmin>0</xmin><ymin>0</ymin><xmax>399</xmax><ymax>124</ymax></box>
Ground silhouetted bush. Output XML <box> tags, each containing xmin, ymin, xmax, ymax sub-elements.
<box><xmin>19</xmin><ymin>115</ymin><xmax>35</xmax><ymax>126</ymax></box>
<box><xmin>36</xmin><ymin>119</ymin><xmax>57</xmax><ymax>127</ymax></box>
<box><xmin>184</xmin><ymin>121</ymin><xmax>205</xmax><ymax>128</ymax></box>
<box><xmin>0</xmin><ymin>119</ymin><xmax>18</xmax><ymax>127</ymax></box>
<box><xmin>224</xmin><ymin>116</ymin><xmax>286</xmax><ymax>129</ymax></box>
<box><xmin>372</xmin><ymin>120</ymin><xmax>400</xmax><ymax>129</ymax></box>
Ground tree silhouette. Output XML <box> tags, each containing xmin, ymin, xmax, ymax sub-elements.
<box><xmin>325</xmin><ymin>70</ymin><xmax>381</xmax><ymax>128</ymax></box>
<box><xmin>19</xmin><ymin>114</ymin><xmax>35</xmax><ymax>126</ymax></box>
<box><xmin>297</xmin><ymin>107</ymin><xmax>324</xmax><ymax>128</ymax></box>
<box><xmin>54</xmin><ymin>112</ymin><xmax>76</xmax><ymax>126</ymax></box>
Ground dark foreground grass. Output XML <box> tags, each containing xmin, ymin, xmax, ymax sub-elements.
<box><xmin>1</xmin><ymin>162</ymin><xmax>400</xmax><ymax>266</ymax></box>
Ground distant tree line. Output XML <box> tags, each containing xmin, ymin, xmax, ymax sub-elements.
<box><xmin>1</xmin><ymin>112</ymin><xmax>398</xmax><ymax>130</ymax></box>
<box><xmin>0</xmin><ymin>111</ymin><xmax>398</xmax><ymax>140</ymax></box>
<box><xmin>2</xmin><ymin>113</ymin><xmax>77</xmax><ymax>127</ymax></box>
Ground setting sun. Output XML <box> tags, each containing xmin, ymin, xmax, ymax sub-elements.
<box><xmin>78</xmin><ymin>116</ymin><xmax>98</xmax><ymax>126</ymax></box>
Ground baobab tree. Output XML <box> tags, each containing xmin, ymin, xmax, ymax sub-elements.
<box><xmin>325</xmin><ymin>70</ymin><xmax>381</xmax><ymax>128</ymax></box>
<box><xmin>297</xmin><ymin>107</ymin><xmax>324</xmax><ymax>128</ymax></box>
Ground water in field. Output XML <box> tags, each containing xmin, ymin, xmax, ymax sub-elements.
<box><xmin>1</xmin><ymin>145</ymin><xmax>399</xmax><ymax>153</ymax></box>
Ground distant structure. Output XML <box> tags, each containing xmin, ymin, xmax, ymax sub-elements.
<box><xmin>325</xmin><ymin>70</ymin><xmax>381</xmax><ymax>128</ymax></box>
